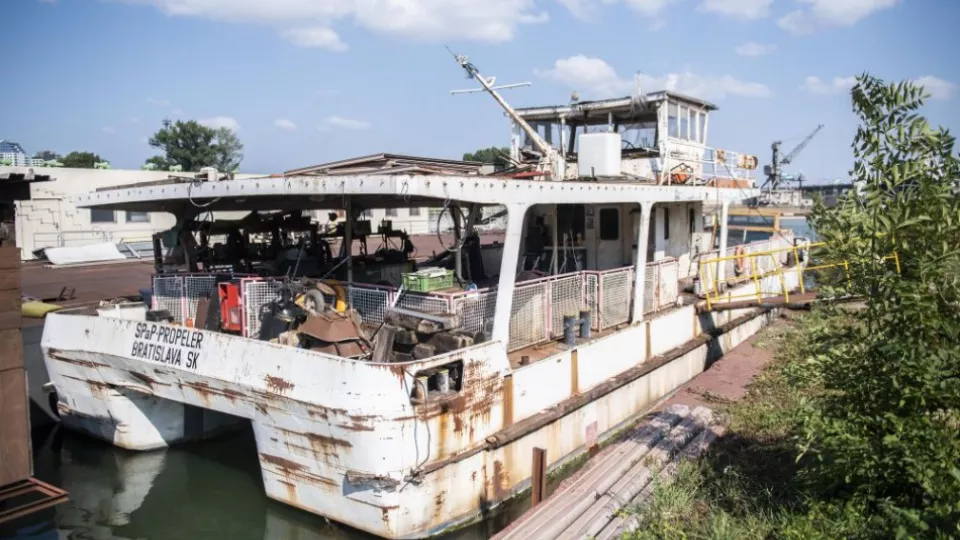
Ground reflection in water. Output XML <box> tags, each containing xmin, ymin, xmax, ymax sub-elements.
<box><xmin>0</xmin><ymin>424</ymin><xmax>523</xmax><ymax>540</ymax></box>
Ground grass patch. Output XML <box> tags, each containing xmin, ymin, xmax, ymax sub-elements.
<box><xmin>623</xmin><ymin>310</ymin><xmax>880</xmax><ymax>540</ymax></box>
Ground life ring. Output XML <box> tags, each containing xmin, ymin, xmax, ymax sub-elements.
<box><xmin>733</xmin><ymin>245</ymin><xmax>747</xmax><ymax>275</ymax></box>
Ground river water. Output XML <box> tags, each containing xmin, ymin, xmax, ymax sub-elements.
<box><xmin>2</xmin><ymin>218</ymin><xmax>813</xmax><ymax>540</ymax></box>
<box><xmin>1</xmin><ymin>423</ymin><xmax>524</xmax><ymax>540</ymax></box>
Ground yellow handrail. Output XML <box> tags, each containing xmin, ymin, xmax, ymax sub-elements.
<box><xmin>698</xmin><ymin>242</ymin><xmax>900</xmax><ymax>310</ymax></box>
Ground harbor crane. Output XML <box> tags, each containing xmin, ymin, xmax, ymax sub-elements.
<box><xmin>762</xmin><ymin>124</ymin><xmax>824</xmax><ymax>191</ymax></box>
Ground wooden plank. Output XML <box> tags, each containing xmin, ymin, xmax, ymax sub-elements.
<box><xmin>0</xmin><ymin>288</ymin><xmax>19</xmax><ymax>313</ymax></box>
<box><xmin>0</xmin><ymin>368</ymin><xmax>31</xmax><ymax>485</ymax></box>
<box><xmin>0</xmin><ymin>247</ymin><xmax>20</xmax><ymax>270</ymax></box>
<box><xmin>0</xmin><ymin>311</ymin><xmax>21</xmax><ymax>332</ymax></box>
<box><xmin>0</xmin><ymin>329</ymin><xmax>23</xmax><ymax>372</ymax></box>
<box><xmin>0</xmin><ymin>267</ymin><xmax>20</xmax><ymax>292</ymax></box>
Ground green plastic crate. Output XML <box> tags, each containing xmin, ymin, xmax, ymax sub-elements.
<box><xmin>402</xmin><ymin>268</ymin><xmax>454</xmax><ymax>292</ymax></box>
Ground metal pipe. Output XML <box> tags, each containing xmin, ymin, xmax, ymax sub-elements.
<box><xmin>345</xmin><ymin>196</ymin><xmax>353</xmax><ymax>286</ymax></box>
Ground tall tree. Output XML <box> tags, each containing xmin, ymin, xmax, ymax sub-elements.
<box><xmin>33</xmin><ymin>150</ymin><xmax>60</xmax><ymax>161</ymax></box>
<box><xmin>463</xmin><ymin>146</ymin><xmax>512</xmax><ymax>169</ymax></box>
<box><xmin>146</xmin><ymin>119</ymin><xmax>218</xmax><ymax>172</ymax></box>
<box><xmin>212</xmin><ymin>127</ymin><xmax>244</xmax><ymax>172</ymax></box>
<box><xmin>61</xmin><ymin>151</ymin><xmax>104</xmax><ymax>169</ymax></box>
<box><xmin>797</xmin><ymin>74</ymin><xmax>960</xmax><ymax>536</ymax></box>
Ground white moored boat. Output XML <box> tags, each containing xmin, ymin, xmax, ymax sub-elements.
<box><xmin>40</xmin><ymin>54</ymin><xmax>805</xmax><ymax>538</ymax></box>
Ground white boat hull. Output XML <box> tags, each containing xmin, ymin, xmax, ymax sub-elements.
<box><xmin>41</xmin><ymin>274</ymin><xmax>799</xmax><ymax>538</ymax></box>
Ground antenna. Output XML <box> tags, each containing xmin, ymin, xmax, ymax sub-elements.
<box><xmin>446</xmin><ymin>47</ymin><xmax>566</xmax><ymax>181</ymax></box>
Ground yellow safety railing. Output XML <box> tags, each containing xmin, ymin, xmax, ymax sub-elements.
<box><xmin>698</xmin><ymin>241</ymin><xmax>901</xmax><ymax>310</ymax></box>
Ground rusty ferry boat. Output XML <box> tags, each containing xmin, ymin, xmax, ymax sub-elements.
<box><xmin>40</xmin><ymin>54</ymin><xmax>807</xmax><ymax>538</ymax></box>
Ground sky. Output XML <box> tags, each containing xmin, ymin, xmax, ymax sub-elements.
<box><xmin>1</xmin><ymin>0</ymin><xmax>958</xmax><ymax>182</ymax></box>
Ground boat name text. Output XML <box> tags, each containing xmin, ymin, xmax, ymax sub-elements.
<box><xmin>130</xmin><ymin>323</ymin><xmax>204</xmax><ymax>370</ymax></box>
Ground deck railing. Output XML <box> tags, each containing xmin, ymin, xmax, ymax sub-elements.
<box><xmin>151</xmin><ymin>258</ymin><xmax>683</xmax><ymax>348</ymax></box>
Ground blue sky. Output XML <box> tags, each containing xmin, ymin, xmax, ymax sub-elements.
<box><xmin>1</xmin><ymin>0</ymin><xmax>957</xmax><ymax>182</ymax></box>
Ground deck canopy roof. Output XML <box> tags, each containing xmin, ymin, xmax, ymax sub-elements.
<box><xmin>74</xmin><ymin>173</ymin><xmax>758</xmax><ymax>216</ymax></box>
<box><xmin>285</xmin><ymin>153</ymin><xmax>485</xmax><ymax>177</ymax></box>
<box><xmin>514</xmin><ymin>91</ymin><xmax>718</xmax><ymax>125</ymax></box>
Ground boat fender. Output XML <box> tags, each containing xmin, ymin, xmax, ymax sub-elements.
<box><xmin>733</xmin><ymin>245</ymin><xmax>747</xmax><ymax>275</ymax></box>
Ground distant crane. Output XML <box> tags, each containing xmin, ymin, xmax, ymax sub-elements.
<box><xmin>762</xmin><ymin>124</ymin><xmax>824</xmax><ymax>191</ymax></box>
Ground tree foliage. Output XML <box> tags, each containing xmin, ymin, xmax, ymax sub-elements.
<box><xmin>145</xmin><ymin>119</ymin><xmax>244</xmax><ymax>173</ymax></box>
<box><xmin>33</xmin><ymin>150</ymin><xmax>60</xmax><ymax>161</ymax></box>
<box><xmin>463</xmin><ymin>146</ymin><xmax>512</xmax><ymax>169</ymax></box>
<box><xmin>795</xmin><ymin>74</ymin><xmax>960</xmax><ymax>537</ymax></box>
<box><xmin>61</xmin><ymin>151</ymin><xmax>104</xmax><ymax>169</ymax></box>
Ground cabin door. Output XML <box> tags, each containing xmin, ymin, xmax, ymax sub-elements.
<box><xmin>596</xmin><ymin>206</ymin><xmax>622</xmax><ymax>270</ymax></box>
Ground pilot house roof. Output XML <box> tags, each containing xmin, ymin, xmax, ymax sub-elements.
<box><xmin>514</xmin><ymin>90</ymin><xmax>718</xmax><ymax>124</ymax></box>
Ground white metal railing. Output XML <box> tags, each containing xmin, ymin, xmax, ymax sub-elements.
<box><xmin>151</xmin><ymin>261</ymin><xmax>685</xmax><ymax>351</ymax></box>
<box><xmin>660</xmin><ymin>138</ymin><xmax>758</xmax><ymax>187</ymax></box>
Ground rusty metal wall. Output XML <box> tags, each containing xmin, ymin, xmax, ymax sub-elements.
<box><xmin>0</xmin><ymin>245</ymin><xmax>31</xmax><ymax>486</ymax></box>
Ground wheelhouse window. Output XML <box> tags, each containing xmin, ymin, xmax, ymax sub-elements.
<box><xmin>408</xmin><ymin>207</ymin><xmax>421</xmax><ymax>216</ymax></box>
<box><xmin>384</xmin><ymin>208</ymin><xmax>397</xmax><ymax>217</ymax></box>
<box><xmin>90</xmin><ymin>209</ymin><xmax>115</xmax><ymax>223</ymax></box>
<box><xmin>679</xmin><ymin>105</ymin><xmax>689</xmax><ymax>141</ymax></box>
<box><xmin>667</xmin><ymin>102</ymin><xmax>679</xmax><ymax>138</ymax></box>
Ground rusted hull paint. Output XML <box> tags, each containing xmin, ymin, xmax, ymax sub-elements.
<box><xmin>40</xmin><ymin>275</ymin><xmax>797</xmax><ymax>539</ymax></box>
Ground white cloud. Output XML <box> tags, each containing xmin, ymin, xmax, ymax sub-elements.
<box><xmin>101</xmin><ymin>126</ymin><xmax>116</xmax><ymax>134</ymax></box>
<box><xmin>147</xmin><ymin>97</ymin><xmax>170</xmax><ymax>107</ymax></box>
<box><xmin>535</xmin><ymin>55</ymin><xmax>771</xmax><ymax>100</ymax></box>
<box><xmin>274</xmin><ymin>118</ymin><xmax>298</xmax><ymax>130</ymax></box>
<box><xmin>171</xmin><ymin>108</ymin><xmax>184</xmax><ymax>117</ymax></box>
<box><xmin>699</xmin><ymin>0</ymin><xmax>772</xmax><ymax>19</ymax></box>
<box><xmin>119</xmin><ymin>0</ymin><xmax>548</xmax><ymax>49</ymax></box>
<box><xmin>323</xmin><ymin>116</ymin><xmax>370</xmax><ymax>130</ymax></box>
<box><xmin>199</xmin><ymin>116</ymin><xmax>241</xmax><ymax>131</ymax></box>
<box><xmin>280</xmin><ymin>27</ymin><xmax>347</xmax><ymax>51</ymax></box>
<box><xmin>912</xmin><ymin>76</ymin><xmax>957</xmax><ymax>101</ymax></box>
<box><xmin>735</xmin><ymin>42</ymin><xmax>776</xmax><ymax>56</ymax></box>
<box><xmin>557</xmin><ymin>0</ymin><xmax>680</xmax><ymax>20</ymax></box>
<box><xmin>801</xmin><ymin>75</ymin><xmax>857</xmax><ymax>94</ymax></box>
<box><xmin>777</xmin><ymin>0</ymin><xmax>900</xmax><ymax>35</ymax></box>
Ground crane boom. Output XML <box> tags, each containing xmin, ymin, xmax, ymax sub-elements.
<box><xmin>781</xmin><ymin>124</ymin><xmax>823</xmax><ymax>165</ymax></box>
<box><xmin>450</xmin><ymin>51</ymin><xmax>566</xmax><ymax>181</ymax></box>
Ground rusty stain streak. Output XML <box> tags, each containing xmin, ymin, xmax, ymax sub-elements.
<box><xmin>491</xmin><ymin>460</ymin><xmax>508</xmax><ymax>500</ymax></box>
<box><xmin>128</xmin><ymin>371</ymin><xmax>166</xmax><ymax>388</ymax></box>
<box><xmin>502</xmin><ymin>374</ymin><xmax>514</xmax><ymax>428</ymax></box>
<box><xmin>182</xmin><ymin>380</ymin><xmax>243</xmax><ymax>402</ymax></box>
<box><xmin>264</xmin><ymin>375</ymin><xmax>295</xmax><ymax>394</ymax></box>
<box><xmin>259</xmin><ymin>453</ymin><xmax>339</xmax><ymax>488</ymax></box>
<box><xmin>153</xmin><ymin>368</ymin><xmax>174</xmax><ymax>376</ymax></box>
<box><xmin>47</xmin><ymin>353</ymin><xmax>108</xmax><ymax>369</ymax></box>
<box><xmin>279</xmin><ymin>480</ymin><xmax>297</xmax><ymax>503</ymax></box>
<box><xmin>284</xmin><ymin>442</ymin><xmax>339</xmax><ymax>461</ymax></box>
<box><xmin>276</xmin><ymin>427</ymin><xmax>353</xmax><ymax>448</ymax></box>
<box><xmin>433</xmin><ymin>491</ymin><xmax>447</xmax><ymax>522</ymax></box>
<box><xmin>62</xmin><ymin>374</ymin><xmax>114</xmax><ymax>395</ymax></box>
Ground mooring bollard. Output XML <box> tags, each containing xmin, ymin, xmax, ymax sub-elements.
<box><xmin>579</xmin><ymin>309</ymin><xmax>592</xmax><ymax>339</ymax></box>
<box><xmin>563</xmin><ymin>315</ymin><xmax>578</xmax><ymax>346</ymax></box>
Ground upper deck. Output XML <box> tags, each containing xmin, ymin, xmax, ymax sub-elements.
<box><xmin>74</xmin><ymin>172</ymin><xmax>757</xmax><ymax>216</ymax></box>
<box><xmin>508</xmin><ymin>90</ymin><xmax>758</xmax><ymax>187</ymax></box>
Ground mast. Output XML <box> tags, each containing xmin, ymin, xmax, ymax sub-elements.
<box><xmin>451</xmin><ymin>52</ymin><xmax>566</xmax><ymax>181</ymax></box>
